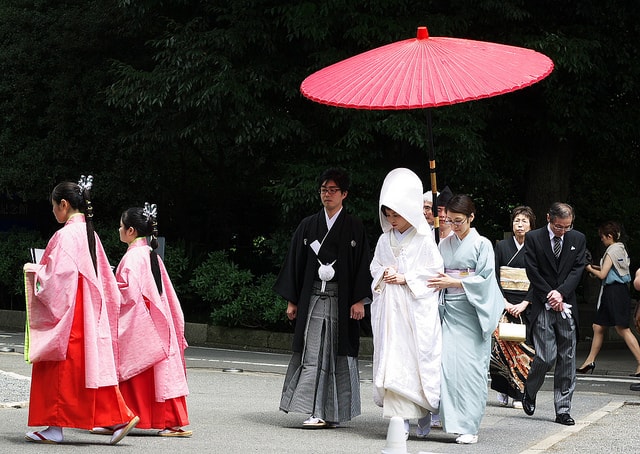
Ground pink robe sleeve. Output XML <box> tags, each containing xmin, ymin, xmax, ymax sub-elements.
<box><xmin>116</xmin><ymin>244</ymin><xmax>189</xmax><ymax>400</ymax></box>
<box><xmin>24</xmin><ymin>234</ymin><xmax>78</xmax><ymax>363</ymax></box>
<box><xmin>116</xmin><ymin>251</ymin><xmax>168</xmax><ymax>381</ymax></box>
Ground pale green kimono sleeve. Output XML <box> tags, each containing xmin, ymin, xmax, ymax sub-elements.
<box><xmin>459</xmin><ymin>237</ymin><xmax>504</xmax><ymax>340</ymax></box>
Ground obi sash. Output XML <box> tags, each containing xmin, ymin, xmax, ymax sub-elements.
<box><xmin>445</xmin><ymin>268</ymin><xmax>476</xmax><ymax>294</ymax></box>
<box><xmin>499</xmin><ymin>266</ymin><xmax>530</xmax><ymax>291</ymax></box>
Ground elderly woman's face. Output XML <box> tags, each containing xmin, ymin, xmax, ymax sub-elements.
<box><xmin>512</xmin><ymin>214</ymin><xmax>532</xmax><ymax>238</ymax></box>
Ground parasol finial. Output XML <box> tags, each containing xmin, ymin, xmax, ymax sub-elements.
<box><xmin>417</xmin><ymin>26</ymin><xmax>429</xmax><ymax>40</ymax></box>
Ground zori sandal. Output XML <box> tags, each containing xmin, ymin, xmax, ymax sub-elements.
<box><xmin>90</xmin><ymin>427</ymin><xmax>115</xmax><ymax>435</ymax></box>
<box><xmin>109</xmin><ymin>415</ymin><xmax>140</xmax><ymax>445</ymax></box>
<box><xmin>302</xmin><ymin>417</ymin><xmax>327</xmax><ymax>428</ymax></box>
<box><xmin>158</xmin><ymin>428</ymin><xmax>193</xmax><ymax>437</ymax></box>
<box><xmin>25</xmin><ymin>431</ymin><xmax>58</xmax><ymax>444</ymax></box>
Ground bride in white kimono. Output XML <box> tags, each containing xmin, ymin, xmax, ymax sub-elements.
<box><xmin>370</xmin><ymin>168</ymin><xmax>444</xmax><ymax>439</ymax></box>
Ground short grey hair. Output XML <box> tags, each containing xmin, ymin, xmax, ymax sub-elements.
<box><xmin>548</xmin><ymin>202</ymin><xmax>574</xmax><ymax>221</ymax></box>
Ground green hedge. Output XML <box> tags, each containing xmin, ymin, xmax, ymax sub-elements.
<box><xmin>0</xmin><ymin>228</ymin><xmax>289</xmax><ymax>331</ymax></box>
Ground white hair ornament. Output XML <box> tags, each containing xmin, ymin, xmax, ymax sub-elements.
<box><xmin>77</xmin><ymin>175</ymin><xmax>93</xmax><ymax>194</ymax></box>
<box><xmin>143</xmin><ymin>202</ymin><xmax>158</xmax><ymax>221</ymax></box>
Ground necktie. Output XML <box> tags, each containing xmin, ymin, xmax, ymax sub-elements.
<box><xmin>553</xmin><ymin>236</ymin><xmax>562</xmax><ymax>258</ymax></box>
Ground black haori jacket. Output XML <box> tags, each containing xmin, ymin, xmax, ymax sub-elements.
<box><xmin>274</xmin><ymin>209</ymin><xmax>372</xmax><ymax>357</ymax></box>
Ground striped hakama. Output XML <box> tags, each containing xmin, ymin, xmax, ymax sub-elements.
<box><xmin>280</xmin><ymin>282</ymin><xmax>361</xmax><ymax>422</ymax></box>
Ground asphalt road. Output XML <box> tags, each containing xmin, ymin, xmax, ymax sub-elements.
<box><xmin>2</xmin><ymin>330</ymin><xmax>640</xmax><ymax>453</ymax></box>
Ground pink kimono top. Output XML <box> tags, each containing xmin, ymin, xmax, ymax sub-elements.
<box><xmin>116</xmin><ymin>238</ymin><xmax>189</xmax><ymax>401</ymax></box>
<box><xmin>23</xmin><ymin>214</ymin><xmax>121</xmax><ymax>388</ymax></box>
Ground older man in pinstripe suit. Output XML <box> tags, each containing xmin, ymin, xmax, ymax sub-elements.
<box><xmin>522</xmin><ymin>202</ymin><xmax>586</xmax><ymax>426</ymax></box>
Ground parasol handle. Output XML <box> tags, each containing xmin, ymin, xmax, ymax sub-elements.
<box><xmin>426</xmin><ymin>110</ymin><xmax>439</xmax><ymax>243</ymax></box>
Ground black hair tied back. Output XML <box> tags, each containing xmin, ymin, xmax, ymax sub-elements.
<box><xmin>78</xmin><ymin>175</ymin><xmax>97</xmax><ymax>272</ymax></box>
<box><xmin>143</xmin><ymin>202</ymin><xmax>163</xmax><ymax>295</ymax></box>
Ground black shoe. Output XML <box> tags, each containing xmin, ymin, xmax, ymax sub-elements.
<box><xmin>576</xmin><ymin>362</ymin><xmax>595</xmax><ymax>374</ymax></box>
<box><xmin>630</xmin><ymin>383</ymin><xmax>640</xmax><ymax>391</ymax></box>
<box><xmin>629</xmin><ymin>372</ymin><xmax>640</xmax><ymax>377</ymax></box>
<box><xmin>555</xmin><ymin>414</ymin><xmax>575</xmax><ymax>426</ymax></box>
<box><xmin>522</xmin><ymin>390</ymin><xmax>535</xmax><ymax>416</ymax></box>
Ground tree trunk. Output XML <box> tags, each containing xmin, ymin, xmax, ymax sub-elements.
<box><xmin>525</xmin><ymin>141</ymin><xmax>573</xmax><ymax>223</ymax></box>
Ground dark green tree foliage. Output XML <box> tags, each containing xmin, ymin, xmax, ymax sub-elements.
<box><xmin>0</xmin><ymin>229</ymin><xmax>47</xmax><ymax>309</ymax></box>
<box><xmin>2</xmin><ymin>0</ymin><xmax>640</xmax><ymax>319</ymax></box>
<box><xmin>0</xmin><ymin>1</ymin><xmax>132</xmax><ymax>203</ymax></box>
<box><xmin>105</xmin><ymin>1</ymin><xmax>503</xmax><ymax>258</ymax></box>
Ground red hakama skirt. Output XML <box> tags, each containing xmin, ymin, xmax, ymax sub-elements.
<box><xmin>119</xmin><ymin>368</ymin><xmax>189</xmax><ymax>429</ymax></box>
<box><xmin>118</xmin><ymin>295</ymin><xmax>188</xmax><ymax>429</ymax></box>
<box><xmin>28</xmin><ymin>284</ymin><xmax>135</xmax><ymax>429</ymax></box>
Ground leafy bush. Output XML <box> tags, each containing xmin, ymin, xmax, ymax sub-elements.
<box><xmin>190</xmin><ymin>251</ymin><xmax>253</xmax><ymax>303</ymax></box>
<box><xmin>163</xmin><ymin>240</ymin><xmax>191</xmax><ymax>297</ymax></box>
<box><xmin>0</xmin><ymin>228</ymin><xmax>46</xmax><ymax>310</ymax></box>
<box><xmin>164</xmin><ymin>239</ymin><xmax>208</xmax><ymax>323</ymax></box>
<box><xmin>99</xmin><ymin>226</ymin><xmax>204</xmax><ymax>323</ymax></box>
<box><xmin>210</xmin><ymin>274</ymin><xmax>289</xmax><ymax>331</ymax></box>
<box><xmin>190</xmin><ymin>250</ymin><xmax>288</xmax><ymax>331</ymax></box>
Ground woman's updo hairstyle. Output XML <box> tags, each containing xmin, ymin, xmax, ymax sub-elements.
<box><xmin>51</xmin><ymin>175</ymin><xmax>97</xmax><ymax>272</ymax></box>
<box><xmin>446</xmin><ymin>194</ymin><xmax>476</xmax><ymax>218</ymax></box>
<box><xmin>121</xmin><ymin>203</ymin><xmax>163</xmax><ymax>294</ymax></box>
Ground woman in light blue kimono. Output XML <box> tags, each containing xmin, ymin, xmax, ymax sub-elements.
<box><xmin>428</xmin><ymin>194</ymin><xmax>503</xmax><ymax>444</ymax></box>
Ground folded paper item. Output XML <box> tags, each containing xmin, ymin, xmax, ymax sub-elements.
<box><xmin>499</xmin><ymin>266</ymin><xmax>530</xmax><ymax>291</ymax></box>
<box><xmin>30</xmin><ymin>248</ymin><xmax>45</xmax><ymax>264</ymax></box>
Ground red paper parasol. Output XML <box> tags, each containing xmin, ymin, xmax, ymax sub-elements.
<box><xmin>300</xmin><ymin>26</ymin><xmax>554</xmax><ymax>239</ymax></box>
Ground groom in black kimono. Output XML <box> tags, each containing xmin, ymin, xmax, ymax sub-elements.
<box><xmin>274</xmin><ymin>168</ymin><xmax>372</xmax><ymax>428</ymax></box>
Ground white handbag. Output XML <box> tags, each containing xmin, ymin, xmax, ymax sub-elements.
<box><xmin>497</xmin><ymin>314</ymin><xmax>526</xmax><ymax>342</ymax></box>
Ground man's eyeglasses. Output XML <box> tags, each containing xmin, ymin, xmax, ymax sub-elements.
<box><xmin>552</xmin><ymin>223</ymin><xmax>573</xmax><ymax>232</ymax></box>
<box><xmin>445</xmin><ymin>217</ymin><xmax>468</xmax><ymax>226</ymax></box>
<box><xmin>319</xmin><ymin>187</ymin><xmax>341</xmax><ymax>195</ymax></box>
<box><xmin>423</xmin><ymin>205</ymin><xmax>432</xmax><ymax>212</ymax></box>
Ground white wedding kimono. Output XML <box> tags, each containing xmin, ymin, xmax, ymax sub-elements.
<box><xmin>370</xmin><ymin>168</ymin><xmax>444</xmax><ymax>419</ymax></box>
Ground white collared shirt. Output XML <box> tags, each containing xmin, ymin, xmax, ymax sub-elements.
<box><xmin>547</xmin><ymin>224</ymin><xmax>563</xmax><ymax>250</ymax></box>
<box><xmin>325</xmin><ymin>207</ymin><xmax>343</xmax><ymax>231</ymax></box>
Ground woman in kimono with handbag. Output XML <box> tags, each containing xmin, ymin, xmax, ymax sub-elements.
<box><xmin>490</xmin><ymin>206</ymin><xmax>536</xmax><ymax>409</ymax></box>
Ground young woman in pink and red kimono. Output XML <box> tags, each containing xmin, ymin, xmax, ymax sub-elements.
<box><xmin>93</xmin><ymin>203</ymin><xmax>190</xmax><ymax>437</ymax></box>
<box><xmin>24</xmin><ymin>176</ymin><xmax>139</xmax><ymax>445</ymax></box>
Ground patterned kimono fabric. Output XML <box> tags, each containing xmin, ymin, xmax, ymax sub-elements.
<box><xmin>490</xmin><ymin>314</ymin><xmax>535</xmax><ymax>400</ymax></box>
<box><xmin>490</xmin><ymin>240</ymin><xmax>535</xmax><ymax>400</ymax></box>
